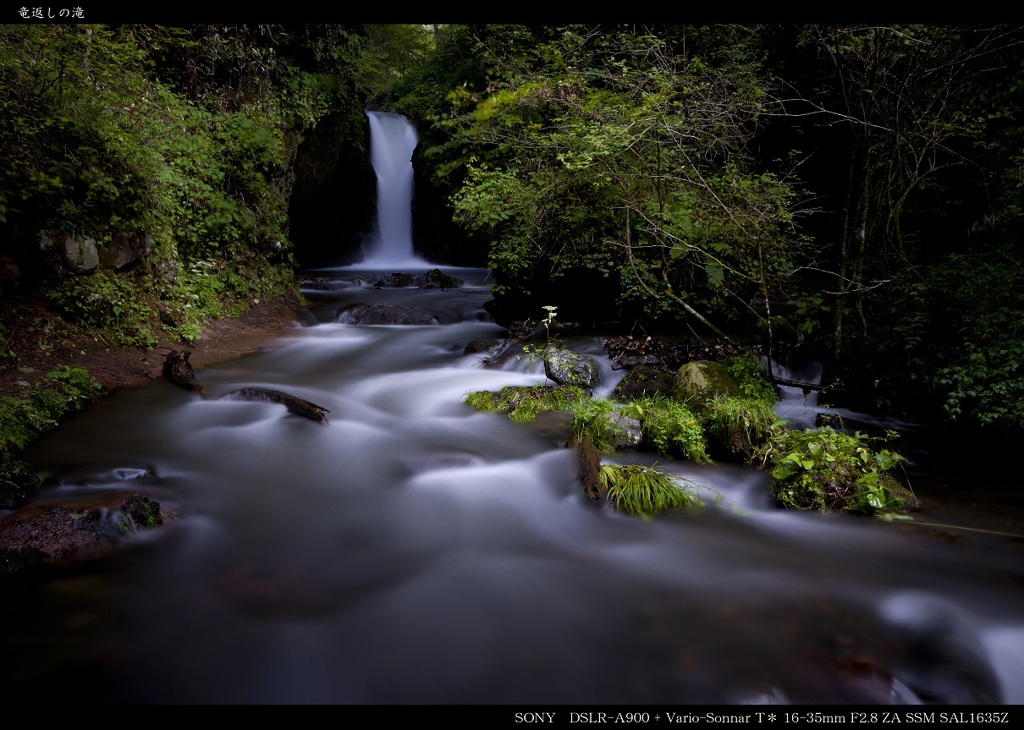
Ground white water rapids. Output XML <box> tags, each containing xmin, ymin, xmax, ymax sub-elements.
<box><xmin>2</xmin><ymin>266</ymin><xmax>1023</xmax><ymax>705</ymax></box>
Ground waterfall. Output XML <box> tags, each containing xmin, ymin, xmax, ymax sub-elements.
<box><xmin>362</xmin><ymin>111</ymin><xmax>427</xmax><ymax>267</ymax></box>
<box><xmin>772</xmin><ymin>359</ymin><xmax>824</xmax><ymax>430</ymax></box>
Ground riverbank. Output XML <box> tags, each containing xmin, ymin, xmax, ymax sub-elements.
<box><xmin>0</xmin><ymin>290</ymin><xmax>305</xmax><ymax>402</ymax></box>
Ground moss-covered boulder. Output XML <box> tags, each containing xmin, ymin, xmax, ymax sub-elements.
<box><xmin>544</xmin><ymin>347</ymin><xmax>600</xmax><ymax>389</ymax></box>
<box><xmin>611</xmin><ymin>364</ymin><xmax>676</xmax><ymax>402</ymax></box>
<box><xmin>336</xmin><ymin>303</ymin><xmax>436</xmax><ymax>325</ymax></box>
<box><xmin>568</xmin><ymin>398</ymin><xmax>648</xmax><ymax>453</ymax></box>
<box><xmin>465</xmin><ymin>385</ymin><xmax>588</xmax><ymax>423</ymax></box>
<box><xmin>673</xmin><ymin>360</ymin><xmax>743</xmax><ymax>411</ymax></box>
<box><xmin>702</xmin><ymin>396</ymin><xmax>781</xmax><ymax>461</ymax></box>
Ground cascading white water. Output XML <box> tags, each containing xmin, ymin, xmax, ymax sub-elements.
<box><xmin>772</xmin><ymin>359</ymin><xmax>824</xmax><ymax>429</ymax></box>
<box><xmin>362</xmin><ymin>111</ymin><xmax>426</xmax><ymax>267</ymax></box>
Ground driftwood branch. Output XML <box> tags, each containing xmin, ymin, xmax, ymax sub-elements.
<box><xmin>226</xmin><ymin>387</ymin><xmax>330</xmax><ymax>426</ymax></box>
<box><xmin>770</xmin><ymin>376</ymin><xmax>828</xmax><ymax>393</ymax></box>
<box><xmin>163</xmin><ymin>350</ymin><xmax>330</xmax><ymax>426</ymax></box>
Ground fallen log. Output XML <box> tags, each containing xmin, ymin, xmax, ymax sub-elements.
<box><xmin>225</xmin><ymin>387</ymin><xmax>330</xmax><ymax>427</ymax></box>
<box><xmin>566</xmin><ymin>431</ymin><xmax>604</xmax><ymax>502</ymax></box>
<box><xmin>163</xmin><ymin>350</ymin><xmax>330</xmax><ymax>426</ymax></box>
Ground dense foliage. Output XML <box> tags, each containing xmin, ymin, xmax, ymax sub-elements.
<box><xmin>0</xmin><ymin>365</ymin><xmax>100</xmax><ymax>455</ymax></box>
<box><xmin>0</xmin><ymin>24</ymin><xmax>403</xmax><ymax>347</ymax></box>
<box><xmin>3</xmin><ymin>22</ymin><xmax>1024</xmax><ymax>441</ymax></box>
<box><xmin>440</xmin><ymin>27</ymin><xmax>805</xmax><ymax>334</ymax></box>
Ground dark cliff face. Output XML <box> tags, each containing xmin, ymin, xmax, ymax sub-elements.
<box><xmin>287</xmin><ymin>110</ymin><xmax>487</xmax><ymax>270</ymax></box>
<box><xmin>408</xmin><ymin>145</ymin><xmax>488</xmax><ymax>268</ymax></box>
<box><xmin>288</xmin><ymin>112</ymin><xmax>377</xmax><ymax>268</ymax></box>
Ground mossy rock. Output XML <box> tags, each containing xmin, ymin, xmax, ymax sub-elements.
<box><xmin>611</xmin><ymin>364</ymin><xmax>676</xmax><ymax>402</ymax></box>
<box><xmin>465</xmin><ymin>385</ymin><xmax>588</xmax><ymax>423</ymax></box>
<box><xmin>421</xmin><ymin>269</ymin><xmax>461</xmax><ymax>289</ymax></box>
<box><xmin>543</xmin><ymin>347</ymin><xmax>600</xmax><ymax>389</ymax></box>
<box><xmin>122</xmin><ymin>494</ymin><xmax>164</xmax><ymax>529</ymax></box>
<box><xmin>701</xmin><ymin>397</ymin><xmax>781</xmax><ymax>461</ymax></box>
<box><xmin>672</xmin><ymin>360</ymin><xmax>743</xmax><ymax>411</ymax></box>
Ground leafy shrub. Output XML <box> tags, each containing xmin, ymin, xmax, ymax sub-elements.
<box><xmin>725</xmin><ymin>353</ymin><xmax>779</xmax><ymax>405</ymax></box>
<box><xmin>702</xmin><ymin>396</ymin><xmax>782</xmax><ymax>459</ymax></box>
<box><xmin>623</xmin><ymin>396</ymin><xmax>709</xmax><ymax>463</ymax></box>
<box><xmin>754</xmin><ymin>425</ymin><xmax>909</xmax><ymax>516</ymax></box>
<box><xmin>48</xmin><ymin>270</ymin><xmax>158</xmax><ymax>348</ymax></box>
<box><xmin>0</xmin><ymin>365</ymin><xmax>101</xmax><ymax>454</ymax></box>
<box><xmin>176</xmin><ymin>322</ymin><xmax>203</xmax><ymax>345</ymax></box>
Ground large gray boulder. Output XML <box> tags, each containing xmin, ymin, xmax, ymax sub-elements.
<box><xmin>39</xmin><ymin>230</ymin><xmax>100</xmax><ymax>272</ymax></box>
<box><xmin>101</xmin><ymin>230</ymin><xmax>152</xmax><ymax>271</ymax></box>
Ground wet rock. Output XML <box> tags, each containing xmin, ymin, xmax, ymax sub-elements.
<box><xmin>122</xmin><ymin>494</ymin><xmax>164</xmax><ymax>529</ymax></box>
<box><xmin>611</xmin><ymin>364</ymin><xmax>676</xmax><ymax>401</ymax></box>
<box><xmin>464</xmin><ymin>338</ymin><xmax>500</xmax><ymax>355</ymax></box>
<box><xmin>420</xmin><ymin>268</ymin><xmax>461</xmax><ymax>290</ymax></box>
<box><xmin>608</xmin><ymin>410</ymin><xmax>644</xmax><ymax>448</ymax></box>
<box><xmin>543</xmin><ymin>347</ymin><xmax>600</xmax><ymax>389</ymax></box>
<box><xmin>336</xmin><ymin>303</ymin><xmax>437</xmax><ymax>326</ymax></box>
<box><xmin>370</xmin><ymin>269</ymin><xmax>462</xmax><ymax>290</ymax></box>
<box><xmin>0</xmin><ymin>492</ymin><xmax>171</xmax><ymax>571</ymax></box>
<box><xmin>163</xmin><ymin>349</ymin><xmax>208</xmax><ymax>397</ymax></box>
<box><xmin>372</xmin><ymin>272</ymin><xmax>415</xmax><ymax>288</ymax></box>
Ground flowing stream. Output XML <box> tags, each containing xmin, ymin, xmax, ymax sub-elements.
<box><xmin>2</xmin><ymin>267</ymin><xmax>1024</xmax><ymax>704</ymax></box>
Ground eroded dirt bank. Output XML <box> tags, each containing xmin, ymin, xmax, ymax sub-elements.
<box><xmin>1</xmin><ymin>292</ymin><xmax>305</xmax><ymax>399</ymax></box>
